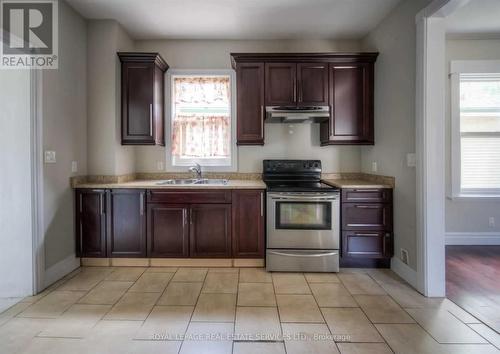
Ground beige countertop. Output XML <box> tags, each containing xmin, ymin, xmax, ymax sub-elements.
<box><xmin>73</xmin><ymin>179</ymin><xmax>266</xmax><ymax>190</ymax></box>
<box><xmin>322</xmin><ymin>179</ymin><xmax>394</xmax><ymax>189</ymax></box>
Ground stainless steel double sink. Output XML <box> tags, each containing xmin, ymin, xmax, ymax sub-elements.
<box><xmin>156</xmin><ymin>178</ymin><xmax>228</xmax><ymax>186</ymax></box>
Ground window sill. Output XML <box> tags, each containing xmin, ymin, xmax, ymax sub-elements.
<box><xmin>448</xmin><ymin>194</ymin><xmax>500</xmax><ymax>201</ymax></box>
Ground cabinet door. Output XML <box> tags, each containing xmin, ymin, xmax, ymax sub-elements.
<box><xmin>297</xmin><ymin>62</ymin><xmax>328</xmax><ymax>106</ymax></box>
<box><xmin>343</xmin><ymin>231</ymin><xmax>392</xmax><ymax>258</ymax></box>
<box><xmin>148</xmin><ymin>204</ymin><xmax>189</xmax><ymax>258</ymax></box>
<box><xmin>236</xmin><ymin>63</ymin><xmax>265</xmax><ymax>145</ymax></box>
<box><xmin>121</xmin><ymin>62</ymin><xmax>154</xmax><ymax>144</ymax></box>
<box><xmin>342</xmin><ymin>203</ymin><xmax>392</xmax><ymax>231</ymax></box>
<box><xmin>190</xmin><ymin>204</ymin><xmax>231</xmax><ymax>258</ymax></box>
<box><xmin>107</xmin><ymin>189</ymin><xmax>146</xmax><ymax>258</ymax></box>
<box><xmin>265</xmin><ymin>63</ymin><xmax>296</xmax><ymax>106</ymax></box>
<box><xmin>321</xmin><ymin>63</ymin><xmax>374</xmax><ymax>145</ymax></box>
<box><xmin>76</xmin><ymin>189</ymin><xmax>106</xmax><ymax>257</ymax></box>
<box><xmin>153</xmin><ymin>65</ymin><xmax>165</xmax><ymax>146</ymax></box>
<box><xmin>232</xmin><ymin>190</ymin><xmax>265</xmax><ymax>258</ymax></box>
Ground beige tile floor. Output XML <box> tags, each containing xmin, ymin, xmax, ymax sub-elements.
<box><xmin>1</xmin><ymin>266</ymin><xmax>500</xmax><ymax>354</ymax></box>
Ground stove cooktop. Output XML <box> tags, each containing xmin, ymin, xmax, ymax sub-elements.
<box><xmin>265</xmin><ymin>181</ymin><xmax>339</xmax><ymax>193</ymax></box>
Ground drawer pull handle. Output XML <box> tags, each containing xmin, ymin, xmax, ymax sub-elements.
<box><xmin>352</xmin><ymin>189</ymin><xmax>380</xmax><ymax>192</ymax></box>
<box><xmin>355</xmin><ymin>205</ymin><xmax>380</xmax><ymax>209</ymax></box>
<box><xmin>354</xmin><ymin>233</ymin><xmax>379</xmax><ymax>237</ymax></box>
<box><xmin>268</xmin><ymin>250</ymin><xmax>338</xmax><ymax>258</ymax></box>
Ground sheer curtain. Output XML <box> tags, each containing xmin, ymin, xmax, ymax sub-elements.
<box><xmin>172</xmin><ymin>76</ymin><xmax>231</xmax><ymax>163</ymax></box>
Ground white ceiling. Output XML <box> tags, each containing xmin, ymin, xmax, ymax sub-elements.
<box><xmin>66</xmin><ymin>0</ymin><xmax>401</xmax><ymax>40</ymax></box>
<box><xmin>446</xmin><ymin>0</ymin><xmax>500</xmax><ymax>38</ymax></box>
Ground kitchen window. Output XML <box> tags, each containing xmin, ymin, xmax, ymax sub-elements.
<box><xmin>450</xmin><ymin>61</ymin><xmax>500</xmax><ymax>198</ymax></box>
<box><xmin>167</xmin><ymin>70</ymin><xmax>237</xmax><ymax>170</ymax></box>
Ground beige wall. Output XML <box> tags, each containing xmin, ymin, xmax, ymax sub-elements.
<box><xmin>0</xmin><ymin>69</ymin><xmax>33</xmax><ymax>296</ymax></box>
<box><xmin>87</xmin><ymin>20</ymin><xmax>135</xmax><ymax>175</ymax></box>
<box><xmin>445</xmin><ymin>39</ymin><xmax>500</xmax><ymax>233</ymax></box>
<box><xmin>43</xmin><ymin>1</ymin><xmax>88</xmax><ymax>269</ymax></box>
<box><xmin>134</xmin><ymin>39</ymin><xmax>363</xmax><ymax>173</ymax></box>
<box><xmin>361</xmin><ymin>0</ymin><xmax>432</xmax><ymax>271</ymax></box>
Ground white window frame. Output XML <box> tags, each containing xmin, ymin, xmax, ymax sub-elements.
<box><xmin>450</xmin><ymin>60</ymin><xmax>500</xmax><ymax>199</ymax></box>
<box><xmin>165</xmin><ymin>69</ymin><xmax>237</xmax><ymax>172</ymax></box>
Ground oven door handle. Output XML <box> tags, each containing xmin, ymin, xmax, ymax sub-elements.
<box><xmin>268</xmin><ymin>250</ymin><xmax>338</xmax><ymax>258</ymax></box>
<box><xmin>269</xmin><ymin>195</ymin><xmax>338</xmax><ymax>201</ymax></box>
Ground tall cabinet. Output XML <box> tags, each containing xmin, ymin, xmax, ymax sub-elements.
<box><xmin>118</xmin><ymin>52</ymin><xmax>168</xmax><ymax>145</ymax></box>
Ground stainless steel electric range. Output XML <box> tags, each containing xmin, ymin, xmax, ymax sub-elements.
<box><xmin>263</xmin><ymin>160</ymin><xmax>340</xmax><ymax>272</ymax></box>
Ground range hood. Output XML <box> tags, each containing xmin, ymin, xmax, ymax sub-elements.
<box><xmin>266</xmin><ymin>106</ymin><xmax>330</xmax><ymax>123</ymax></box>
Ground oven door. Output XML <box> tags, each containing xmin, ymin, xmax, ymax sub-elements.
<box><xmin>267</xmin><ymin>192</ymin><xmax>340</xmax><ymax>250</ymax></box>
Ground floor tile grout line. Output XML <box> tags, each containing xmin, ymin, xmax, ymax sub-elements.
<box><xmin>271</xmin><ymin>272</ymin><xmax>289</xmax><ymax>354</ymax></box>
<box><xmin>231</xmin><ymin>268</ymin><xmax>240</xmax><ymax>354</ymax></box>
<box><xmin>334</xmin><ymin>272</ymin><xmax>397</xmax><ymax>352</ymax></box>
<box><xmin>178</xmin><ymin>267</ymin><xmax>209</xmax><ymax>354</ymax></box>
<box><xmin>364</xmin><ymin>270</ymin><xmax>496</xmax><ymax>348</ymax></box>
<box><xmin>304</xmin><ymin>274</ymin><xmax>342</xmax><ymax>353</ymax></box>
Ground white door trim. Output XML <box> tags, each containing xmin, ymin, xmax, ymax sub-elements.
<box><xmin>415</xmin><ymin>0</ymin><xmax>471</xmax><ymax>297</ymax></box>
<box><xmin>30</xmin><ymin>69</ymin><xmax>45</xmax><ymax>295</ymax></box>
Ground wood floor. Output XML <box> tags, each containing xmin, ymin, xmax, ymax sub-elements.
<box><xmin>446</xmin><ymin>245</ymin><xmax>500</xmax><ymax>334</ymax></box>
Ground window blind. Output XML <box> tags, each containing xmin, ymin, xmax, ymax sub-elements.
<box><xmin>459</xmin><ymin>73</ymin><xmax>500</xmax><ymax>191</ymax></box>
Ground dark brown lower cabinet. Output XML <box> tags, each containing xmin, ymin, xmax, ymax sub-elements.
<box><xmin>77</xmin><ymin>188</ymin><xmax>265</xmax><ymax>260</ymax></box>
<box><xmin>232</xmin><ymin>190</ymin><xmax>265</xmax><ymax>258</ymax></box>
<box><xmin>147</xmin><ymin>204</ymin><xmax>189</xmax><ymax>258</ymax></box>
<box><xmin>340</xmin><ymin>188</ymin><xmax>393</xmax><ymax>268</ymax></box>
<box><xmin>190</xmin><ymin>204</ymin><xmax>232</xmax><ymax>258</ymax></box>
<box><xmin>76</xmin><ymin>189</ymin><xmax>107</xmax><ymax>258</ymax></box>
<box><xmin>107</xmin><ymin>189</ymin><xmax>146</xmax><ymax>257</ymax></box>
<box><xmin>342</xmin><ymin>231</ymin><xmax>391</xmax><ymax>259</ymax></box>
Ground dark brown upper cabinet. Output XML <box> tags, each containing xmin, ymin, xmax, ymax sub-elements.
<box><xmin>107</xmin><ymin>189</ymin><xmax>146</xmax><ymax>258</ymax></box>
<box><xmin>264</xmin><ymin>62</ymin><xmax>328</xmax><ymax>106</ymax></box>
<box><xmin>231</xmin><ymin>53</ymin><xmax>377</xmax><ymax>146</ymax></box>
<box><xmin>235</xmin><ymin>62</ymin><xmax>265</xmax><ymax>145</ymax></box>
<box><xmin>297</xmin><ymin>62</ymin><xmax>329</xmax><ymax>106</ymax></box>
<box><xmin>118</xmin><ymin>52</ymin><xmax>169</xmax><ymax>146</ymax></box>
<box><xmin>320</xmin><ymin>62</ymin><xmax>375</xmax><ymax>145</ymax></box>
<box><xmin>265</xmin><ymin>63</ymin><xmax>297</xmax><ymax>106</ymax></box>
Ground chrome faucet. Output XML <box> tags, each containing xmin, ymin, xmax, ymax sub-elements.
<box><xmin>189</xmin><ymin>163</ymin><xmax>202</xmax><ymax>179</ymax></box>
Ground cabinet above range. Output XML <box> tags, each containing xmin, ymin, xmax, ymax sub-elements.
<box><xmin>231</xmin><ymin>52</ymin><xmax>378</xmax><ymax>146</ymax></box>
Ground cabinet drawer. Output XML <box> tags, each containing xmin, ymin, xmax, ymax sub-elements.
<box><xmin>342</xmin><ymin>203</ymin><xmax>392</xmax><ymax>231</ymax></box>
<box><xmin>342</xmin><ymin>231</ymin><xmax>391</xmax><ymax>258</ymax></box>
<box><xmin>148</xmin><ymin>190</ymin><xmax>232</xmax><ymax>204</ymax></box>
<box><xmin>342</xmin><ymin>188</ymin><xmax>392</xmax><ymax>203</ymax></box>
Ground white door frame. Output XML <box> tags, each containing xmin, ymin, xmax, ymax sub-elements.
<box><xmin>415</xmin><ymin>0</ymin><xmax>470</xmax><ymax>297</ymax></box>
<box><xmin>30</xmin><ymin>69</ymin><xmax>45</xmax><ymax>295</ymax></box>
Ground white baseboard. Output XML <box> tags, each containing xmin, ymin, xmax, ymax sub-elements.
<box><xmin>446</xmin><ymin>232</ymin><xmax>500</xmax><ymax>245</ymax></box>
<box><xmin>391</xmin><ymin>257</ymin><xmax>418</xmax><ymax>289</ymax></box>
<box><xmin>43</xmin><ymin>254</ymin><xmax>80</xmax><ymax>288</ymax></box>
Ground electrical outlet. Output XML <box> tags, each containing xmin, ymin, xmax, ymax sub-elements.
<box><xmin>372</xmin><ymin>162</ymin><xmax>378</xmax><ymax>173</ymax></box>
<box><xmin>401</xmin><ymin>248</ymin><xmax>409</xmax><ymax>265</ymax></box>
<box><xmin>44</xmin><ymin>150</ymin><xmax>56</xmax><ymax>164</ymax></box>
<box><xmin>157</xmin><ymin>161</ymin><xmax>164</xmax><ymax>171</ymax></box>
<box><xmin>489</xmin><ymin>217</ymin><xmax>495</xmax><ymax>228</ymax></box>
<box><xmin>71</xmin><ymin>161</ymin><xmax>78</xmax><ymax>173</ymax></box>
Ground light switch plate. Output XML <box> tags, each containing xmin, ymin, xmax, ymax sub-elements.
<box><xmin>44</xmin><ymin>150</ymin><xmax>56</xmax><ymax>164</ymax></box>
<box><xmin>372</xmin><ymin>162</ymin><xmax>378</xmax><ymax>173</ymax></box>
<box><xmin>71</xmin><ymin>161</ymin><xmax>78</xmax><ymax>173</ymax></box>
<box><xmin>157</xmin><ymin>161</ymin><xmax>164</xmax><ymax>171</ymax></box>
<box><xmin>406</xmin><ymin>153</ymin><xmax>416</xmax><ymax>167</ymax></box>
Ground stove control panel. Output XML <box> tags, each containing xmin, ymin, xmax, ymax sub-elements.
<box><xmin>263</xmin><ymin>160</ymin><xmax>322</xmax><ymax>174</ymax></box>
